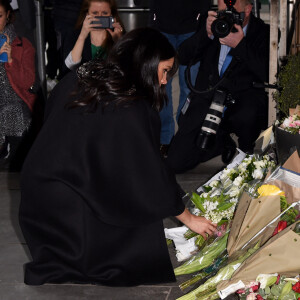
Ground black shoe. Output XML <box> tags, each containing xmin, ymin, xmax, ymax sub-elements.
<box><xmin>160</xmin><ymin>144</ymin><xmax>169</xmax><ymax>158</ymax></box>
<box><xmin>221</xmin><ymin>136</ymin><xmax>236</xmax><ymax>164</ymax></box>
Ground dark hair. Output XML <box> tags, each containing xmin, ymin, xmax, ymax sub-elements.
<box><xmin>0</xmin><ymin>0</ymin><xmax>15</xmax><ymax>24</ymax></box>
<box><xmin>72</xmin><ymin>28</ymin><xmax>178</xmax><ymax>111</ymax></box>
<box><xmin>75</xmin><ymin>0</ymin><xmax>123</xmax><ymax>55</ymax></box>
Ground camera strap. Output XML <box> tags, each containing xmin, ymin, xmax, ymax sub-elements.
<box><xmin>185</xmin><ymin>55</ymin><xmax>241</xmax><ymax>95</ymax></box>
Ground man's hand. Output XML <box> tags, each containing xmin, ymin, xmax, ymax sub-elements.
<box><xmin>206</xmin><ymin>10</ymin><xmax>217</xmax><ymax>38</ymax></box>
<box><xmin>219</xmin><ymin>24</ymin><xmax>244</xmax><ymax>48</ymax></box>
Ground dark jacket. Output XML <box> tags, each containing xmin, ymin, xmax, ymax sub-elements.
<box><xmin>150</xmin><ymin>0</ymin><xmax>211</xmax><ymax>34</ymax></box>
<box><xmin>5</xmin><ymin>37</ymin><xmax>36</xmax><ymax>111</ymax></box>
<box><xmin>178</xmin><ymin>13</ymin><xmax>270</xmax><ymax>100</ymax></box>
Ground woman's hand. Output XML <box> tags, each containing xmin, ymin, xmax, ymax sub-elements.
<box><xmin>206</xmin><ymin>10</ymin><xmax>217</xmax><ymax>38</ymax></box>
<box><xmin>0</xmin><ymin>34</ymin><xmax>12</xmax><ymax>63</ymax></box>
<box><xmin>107</xmin><ymin>21</ymin><xmax>123</xmax><ymax>42</ymax></box>
<box><xmin>176</xmin><ymin>208</ymin><xmax>217</xmax><ymax>239</ymax></box>
<box><xmin>79</xmin><ymin>14</ymin><xmax>97</xmax><ymax>40</ymax></box>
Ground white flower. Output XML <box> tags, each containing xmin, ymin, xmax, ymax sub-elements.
<box><xmin>233</xmin><ymin>176</ymin><xmax>243</xmax><ymax>187</ymax></box>
<box><xmin>209</xmin><ymin>180</ymin><xmax>220</xmax><ymax>188</ymax></box>
<box><xmin>227</xmin><ymin>186</ymin><xmax>240</xmax><ymax>197</ymax></box>
<box><xmin>253</xmin><ymin>161</ymin><xmax>265</xmax><ymax>169</ymax></box>
<box><xmin>252</xmin><ymin>168</ymin><xmax>264</xmax><ymax>179</ymax></box>
<box><xmin>282</xmin><ymin>118</ymin><xmax>291</xmax><ymax>128</ymax></box>
<box><xmin>201</xmin><ymin>193</ymin><xmax>208</xmax><ymax>198</ymax></box>
<box><xmin>256</xmin><ymin>273</ymin><xmax>278</xmax><ymax>289</ymax></box>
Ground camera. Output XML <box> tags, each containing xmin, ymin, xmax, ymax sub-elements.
<box><xmin>91</xmin><ymin>16</ymin><xmax>114</xmax><ymax>29</ymax></box>
<box><xmin>197</xmin><ymin>88</ymin><xmax>235</xmax><ymax>149</ymax></box>
<box><xmin>211</xmin><ymin>0</ymin><xmax>245</xmax><ymax>38</ymax></box>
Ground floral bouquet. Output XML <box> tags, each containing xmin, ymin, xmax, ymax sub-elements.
<box><xmin>275</xmin><ymin>106</ymin><xmax>300</xmax><ymax>164</ymax></box>
<box><xmin>184</xmin><ymin>154</ymin><xmax>275</xmax><ymax>249</ymax></box>
<box><xmin>279</xmin><ymin>113</ymin><xmax>300</xmax><ymax>135</ymax></box>
<box><xmin>217</xmin><ymin>221</ymin><xmax>300</xmax><ymax>299</ymax></box>
<box><xmin>236</xmin><ymin>274</ymin><xmax>300</xmax><ymax>300</ymax></box>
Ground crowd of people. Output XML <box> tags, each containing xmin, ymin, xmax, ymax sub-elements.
<box><xmin>0</xmin><ymin>0</ymin><xmax>270</xmax><ymax>288</ymax></box>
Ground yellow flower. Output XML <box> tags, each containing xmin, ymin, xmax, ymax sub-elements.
<box><xmin>257</xmin><ymin>184</ymin><xmax>285</xmax><ymax>197</ymax></box>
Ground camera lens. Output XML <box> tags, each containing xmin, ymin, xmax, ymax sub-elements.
<box><xmin>211</xmin><ymin>19</ymin><xmax>231</xmax><ymax>38</ymax></box>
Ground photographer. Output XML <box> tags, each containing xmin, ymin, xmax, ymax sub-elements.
<box><xmin>166</xmin><ymin>0</ymin><xmax>270</xmax><ymax>173</ymax></box>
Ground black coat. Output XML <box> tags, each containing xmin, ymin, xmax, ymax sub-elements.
<box><xmin>19</xmin><ymin>72</ymin><xmax>185</xmax><ymax>286</ymax></box>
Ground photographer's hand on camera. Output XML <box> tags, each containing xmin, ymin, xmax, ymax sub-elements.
<box><xmin>219</xmin><ymin>23</ymin><xmax>244</xmax><ymax>48</ymax></box>
<box><xmin>206</xmin><ymin>10</ymin><xmax>217</xmax><ymax>38</ymax></box>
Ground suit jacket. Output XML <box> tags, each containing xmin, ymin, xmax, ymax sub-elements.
<box><xmin>5</xmin><ymin>36</ymin><xmax>37</xmax><ymax>111</ymax></box>
<box><xmin>17</xmin><ymin>0</ymin><xmax>36</xmax><ymax>29</ymax></box>
<box><xmin>178</xmin><ymin>13</ymin><xmax>270</xmax><ymax>101</ymax></box>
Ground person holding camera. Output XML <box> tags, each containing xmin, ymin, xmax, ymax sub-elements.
<box><xmin>166</xmin><ymin>0</ymin><xmax>270</xmax><ymax>174</ymax></box>
<box><xmin>19</xmin><ymin>28</ymin><xmax>217</xmax><ymax>286</ymax></box>
<box><xmin>63</xmin><ymin>0</ymin><xmax>124</xmax><ymax>75</ymax></box>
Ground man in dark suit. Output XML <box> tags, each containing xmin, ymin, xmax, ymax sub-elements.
<box><xmin>166</xmin><ymin>0</ymin><xmax>269</xmax><ymax>173</ymax></box>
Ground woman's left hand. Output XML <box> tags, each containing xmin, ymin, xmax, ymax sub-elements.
<box><xmin>0</xmin><ymin>34</ymin><xmax>12</xmax><ymax>63</ymax></box>
<box><xmin>107</xmin><ymin>21</ymin><xmax>123</xmax><ymax>42</ymax></box>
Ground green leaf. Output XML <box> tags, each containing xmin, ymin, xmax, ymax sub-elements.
<box><xmin>217</xmin><ymin>202</ymin><xmax>234</xmax><ymax>211</ymax></box>
<box><xmin>191</xmin><ymin>193</ymin><xmax>206</xmax><ymax>213</ymax></box>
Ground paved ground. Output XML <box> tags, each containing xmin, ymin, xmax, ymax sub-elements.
<box><xmin>0</xmin><ymin>157</ymin><xmax>225</xmax><ymax>300</ymax></box>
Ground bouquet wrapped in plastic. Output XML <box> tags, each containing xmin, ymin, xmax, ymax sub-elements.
<box><xmin>218</xmin><ymin>221</ymin><xmax>300</xmax><ymax>299</ymax></box>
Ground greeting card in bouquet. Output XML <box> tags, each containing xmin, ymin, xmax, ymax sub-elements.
<box><xmin>265</xmin><ymin>155</ymin><xmax>300</xmax><ymax>204</ymax></box>
<box><xmin>217</xmin><ymin>221</ymin><xmax>300</xmax><ymax>299</ymax></box>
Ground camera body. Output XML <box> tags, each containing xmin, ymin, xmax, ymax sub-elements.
<box><xmin>211</xmin><ymin>0</ymin><xmax>245</xmax><ymax>38</ymax></box>
<box><xmin>91</xmin><ymin>16</ymin><xmax>114</xmax><ymax>29</ymax></box>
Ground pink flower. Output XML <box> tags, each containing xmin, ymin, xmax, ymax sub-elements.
<box><xmin>256</xmin><ymin>295</ymin><xmax>264</xmax><ymax>300</ymax></box>
<box><xmin>246</xmin><ymin>293</ymin><xmax>257</xmax><ymax>300</ymax></box>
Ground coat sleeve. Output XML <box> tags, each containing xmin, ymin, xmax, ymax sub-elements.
<box><xmin>230</xmin><ymin>18</ymin><xmax>270</xmax><ymax>83</ymax></box>
<box><xmin>178</xmin><ymin>14</ymin><xmax>212</xmax><ymax>66</ymax></box>
<box><xmin>76</xmin><ymin>101</ymin><xmax>186</xmax><ymax>227</ymax></box>
<box><xmin>5</xmin><ymin>37</ymin><xmax>36</xmax><ymax>111</ymax></box>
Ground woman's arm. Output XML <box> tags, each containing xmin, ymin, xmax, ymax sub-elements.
<box><xmin>176</xmin><ymin>208</ymin><xmax>217</xmax><ymax>238</ymax></box>
<box><xmin>69</xmin><ymin>14</ymin><xmax>96</xmax><ymax>65</ymax></box>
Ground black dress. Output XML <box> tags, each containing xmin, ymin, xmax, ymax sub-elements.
<box><xmin>19</xmin><ymin>71</ymin><xmax>185</xmax><ymax>286</ymax></box>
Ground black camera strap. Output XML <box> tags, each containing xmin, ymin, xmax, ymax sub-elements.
<box><xmin>185</xmin><ymin>55</ymin><xmax>241</xmax><ymax>95</ymax></box>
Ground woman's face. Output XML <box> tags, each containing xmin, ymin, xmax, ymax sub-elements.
<box><xmin>0</xmin><ymin>6</ymin><xmax>9</xmax><ymax>32</ymax></box>
<box><xmin>157</xmin><ymin>57</ymin><xmax>175</xmax><ymax>86</ymax></box>
<box><xmin>88</xmin><ymin>1</ymin><xmax>112</xmax><ymax>17</ymax></box>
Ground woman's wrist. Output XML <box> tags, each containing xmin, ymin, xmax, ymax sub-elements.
<box><xmin>175</xmin><ymin>208</ymin><xmax>194</xmax><ymax>227</ymax></box>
